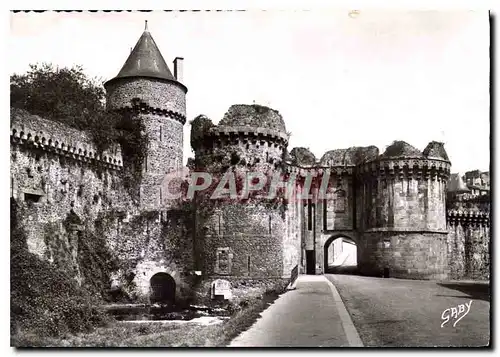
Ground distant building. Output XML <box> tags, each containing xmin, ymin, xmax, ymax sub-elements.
<box><xmin>448</xmin><ymin>171</ymin><xmax>489</xmax><ymax>200</ymax></box>
<box><xmin>464</xmin><ymin>170</ymin><xmax>490</xmax><ymax>197</ymax></box>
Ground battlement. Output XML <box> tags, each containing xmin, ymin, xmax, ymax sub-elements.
<box><xmin>117</xmin><ymin>100</ymin><xmax>186</xmax><ymax>125</ymax></box>
<box><xmin>193</xmin><ymin>125</ymin><xmax>289</xmax><ymax>163</ymax></box>
<box><xmin>282</xmin><ymin>156</ymin><xmax>451</xmax><ymax>180</ymax></box>
<box><xmin>10</xmin><ymin>109</ymin><xmax>123</xmax><ymax>170</ymax></box>
<box><xmin>357</xmin><ymin>157</ymin><xmax>451</xmax><ymax>180</ymax></box>
<box><xmin>284</xmin><ymin>163</ymin><xmax>354</xmax><ymax>177</ymax></box>
<box><xmin>194</xmin><ymin>125</ymin><xmax>288</xmax><ymax>145</ymax></box>
<box><xmin>447</xmin><ymin>209</ymin><xmax>490</xmax><ymax>227</ymax></box>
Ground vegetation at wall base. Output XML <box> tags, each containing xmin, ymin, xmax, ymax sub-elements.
<box><xmin>11</xmin><ymin>198</ymin><xmax>109</xmax><ymax>341</ymax></box>
<box><xmin>11</xmin><ymin>281</ymin><xmax>287</xmax><ymax>347</ymax></box>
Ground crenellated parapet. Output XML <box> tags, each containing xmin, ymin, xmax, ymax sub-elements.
<box><xmin>192</xmin><ymin>119</ymin><xmax>289</xmax><ymax>171</ymax></box>
<box><xmin>447</xmin><ymin>209</ymin><xmax>490</xmax><ymax>227</ymax></box>
<box><xmin>284</xmin><ymin>164</ymin><xmax>354</xmax><ymax>178</ymax></box>
<box><xmin>10</xmin><ymin>109</ymin><xmax>123</xmax><ymax>170</ymax></box>
<box><xmin>357</xmin><ymin>157</ymin><xmax>451</xmax><ymax>181</ymax></box>
<box><xmin>194</xmin><ymin>125</ymin><xmax>288</xmax><ymax>149</ymax></box>
<box><xmin>191</xmin><ymin>105</ymin><xmax>289</xmax><ymax>167</ymax></box>
<box><xmin>116</xmin><ymin>100</ymin><xmax>186</xmax><ymax>125</ymax></box>
<box><xmin>10</xmin><ymin>128</ymin><xmax>123</xmax><ymax>170</ymax></box>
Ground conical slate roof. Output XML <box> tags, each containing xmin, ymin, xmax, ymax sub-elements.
<box><xmin>111</xmin><ymin>21</ymin><xmax>175</xmax><ymax>81</ymax></box>
<box><xmin>448</xmin><ymin>173</ymin><xmax>470</xmax><ymax>193</ymax></box>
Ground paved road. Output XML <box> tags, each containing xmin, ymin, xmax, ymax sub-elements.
<box><xmin>229</xmin><ymin>275</ymin><xmax>361</xmax><ymax>347</ymax></box>
<box><xmin>326</xmin><ymin>274</ymin><xmax>490</xmax><ymax>347</ymax></box>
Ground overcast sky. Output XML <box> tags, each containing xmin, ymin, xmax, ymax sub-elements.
<box><xmin>9</xmin><ymin>10</ymin><xmax>490</xmax><ymax>173</ymax></box>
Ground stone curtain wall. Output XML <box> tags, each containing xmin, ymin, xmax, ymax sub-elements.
<box><xmin>11</xmin><ymin>108</ymin><xmax>124</xmax><ymax>169</ymax></box>
<box><xmin>10</xmin><ymin>109</ymin><xmax>130</xmax><ymax>259</ymax></box>
<box><xmin>10</xmin><ymin>109</ymin><xmax>193</xmax><ymax>302</ymax></box>
<box><xmin>322</xmin><ymin>173</ymin><xmax>355</xmax><ymax>231</ymax></box>
<box><xmin>283</xmin><ymin>188</ymin><xmax>301</xmax><ymax>278</ymax></box>
<box><xmin>107</xmin><ymin>210</ymin><xmax>194</xmax><ymax>301</ymax></box>
<box><xmin>447</xmin><ymin>211</ymin><xmax>490</xmax><ymax>280</ymax></box>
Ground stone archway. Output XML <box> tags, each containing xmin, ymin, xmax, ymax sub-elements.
<box><xmin>150</xmin><ymin>272</ymin><xmax>176</xmax><ymax>304</ymax></box>
<box><xmin>324</xmin><ymin>234</ymin><xmax>358</xmax><ymax>274</ymax></box>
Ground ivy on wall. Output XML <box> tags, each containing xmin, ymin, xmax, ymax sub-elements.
<box><xmin>115</xmin><ymin>112</ymin><xmax>150</xmax><ymax>199</ymax></box>
<box><xmin>10</xmin><ymin>199</ymin><xmax>108</xmax><ymax>337</ymax></box>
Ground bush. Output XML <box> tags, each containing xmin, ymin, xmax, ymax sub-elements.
<box><xmin>11</xmin><ymin>245</ymin><xmax>109</xmax><ymax>337</ymax></box>
<box><xmin>11</xmin><ymin>199</ymin><xmax>109</xmax><ymax>339</ymax></box>
<box><xmin>10</xmin><ymin>63</ymin><xmax>122</xmax><ymax>153</ymax></box>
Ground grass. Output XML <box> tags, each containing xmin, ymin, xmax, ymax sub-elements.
<box><xmin>12</xmin><ymin>289</ymin><xmax>285</xmax><ymax>347</ymax></box>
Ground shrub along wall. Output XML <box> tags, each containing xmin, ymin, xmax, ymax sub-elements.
<box><xmin>10</xmin><ymin>198</ymin><xmax>109</xmax><ymax>337</ymax></box>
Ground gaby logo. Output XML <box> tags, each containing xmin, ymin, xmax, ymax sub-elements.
<box><xmin>441</xmin><ymin>300</ymin><xmax>473</xmax><ymax>328</ymax></box>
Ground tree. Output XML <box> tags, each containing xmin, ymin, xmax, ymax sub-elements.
<box><xmin>10</xmin><ymin>63</ymin><xmax>120</xmax><ymax>152</ymax></box>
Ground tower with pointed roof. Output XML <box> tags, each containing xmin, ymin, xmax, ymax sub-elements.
<box><xmin>105</xmin><ymin>21</ymin><xmax>187</xmax><ymax>210</ymax></box>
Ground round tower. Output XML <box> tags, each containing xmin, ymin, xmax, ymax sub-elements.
<box><xmin>190</xmin><ymin>104</ymin><xmax>292</xmax><ymax>286</ymax></box>
<box><xmin>357</xmin><ymin>140</ymin><xmax>451</xmax><ymax>279</ymax></box>
<box><xmin>192</xmin><ymin>104</ymin><xmax>288</xmax><ymax>172</ymax></box>
<box><xmin>104</xmin><ymin>21</ymin><xmax>187</xmax><ymax>210</ymax></box>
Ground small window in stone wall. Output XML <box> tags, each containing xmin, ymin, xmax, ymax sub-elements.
<box><xmin>324</xmin><ymin>198</ymin><xmax>335</xmax><ymax>230</ymax></box>
<box><xmin>218</xmin><ymin>211</ymin><xmax>224</xmax><ymax>235</ymax></box>
<box><xmin>307</xmin><ymin>200</ymin><xmax>313</xmax><ymax>231</ymax></box>
<box><xmin>230</xmin><ymin>152</ymin><xmax>240</xmax><ymax>165</ymax></box>
<box><xmin>334</xmin><ymin>189</ymin><xmax>346</xmax><ymax>213</ymax></box>
<box><xmin>24</xmin><ymin>192</ymin><xmax>42</xmax><ymax>203</ymax></box>
<box><xmin>215</xmin><ymin>247</ymin><xmax>233</xmax><ymax>275</ymax></box>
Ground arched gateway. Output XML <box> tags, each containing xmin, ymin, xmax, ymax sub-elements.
<box><xmin>324</xmin><ymin>234</ymin><xmax>358</xmax><ymax>274</ymax></box>
<box><xmin>150</xmin><ymin>272</ymin><xmax>176</xmax><ymax>304</ymax></box>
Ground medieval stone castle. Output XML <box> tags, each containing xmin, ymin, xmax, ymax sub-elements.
<box><xmin>10</xmin><ymin>24</ymin><xmax>490</xmax><ymax>304</ymax></box>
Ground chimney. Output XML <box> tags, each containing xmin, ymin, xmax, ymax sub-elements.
<box><xmin>173</xmin><ymin>57</ymin><xmax>184</xmax><ymax>82</ymax></box>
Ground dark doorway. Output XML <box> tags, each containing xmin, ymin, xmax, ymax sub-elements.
<box><xmin>150</xmin><ymin>273</ymin><xmax>176</xmax><ymax>305</ymax></box>
<box><xmin>305</xmin><ymin>250</ymin><xmax>316</xmax><ymax>275</ymax></box>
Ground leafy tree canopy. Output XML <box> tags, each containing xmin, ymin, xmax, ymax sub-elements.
<box><xmin>10</xmin><ymin>63</ymin><xmax>120</xmax><ymax>152</ymax></box>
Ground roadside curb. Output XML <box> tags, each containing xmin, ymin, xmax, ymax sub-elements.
<box><xmin>323</xmin><ymin>276</ymin><xmax>364</xmax><ymax>347</ymax></box>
